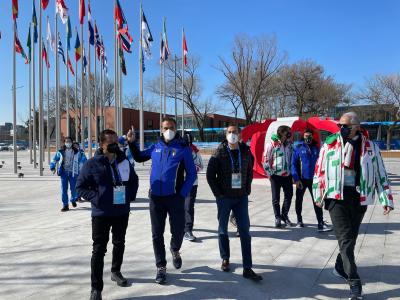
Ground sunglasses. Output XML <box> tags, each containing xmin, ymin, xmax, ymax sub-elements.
<box><xmin>337</xmin><ymin>123</ymin><xmax>359</xmax><ymax>129</ymax></box>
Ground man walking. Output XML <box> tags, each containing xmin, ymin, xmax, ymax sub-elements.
<box><xmin>313</xmin><ymin>112</ymin><xmax>394</xmax><ymax>300</ymax></box>
<box><xmin>207</xmin><ymin>124</ymin><xmax>262</xmax><ymax>281</ymax></box>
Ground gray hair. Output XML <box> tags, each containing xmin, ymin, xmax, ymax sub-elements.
<box><xmin>342</xmin><ymin>112</ymin><xmax>360</xmax><ymax>125</ymax></box>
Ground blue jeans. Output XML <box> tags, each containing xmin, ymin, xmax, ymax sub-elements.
<box><xmin>216</xmin><ymin>195</ymin><xmax>252</xmax><ymax>268</ymax></box>
<box><xmin>61</xmin><ymin>172</ymin><xmax>77</xmax><ymax>206</ymax></box>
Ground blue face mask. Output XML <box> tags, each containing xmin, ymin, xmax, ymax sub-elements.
<box><xmin>340</xmin><ymin>127</ymin><xmax>351</xmax><ymax>139</ymax></box>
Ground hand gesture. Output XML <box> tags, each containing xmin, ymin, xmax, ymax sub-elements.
<box><xmin>127</xmin><ymin>126</ymin><xmax>136</xmax><ymax>143</ymax></box>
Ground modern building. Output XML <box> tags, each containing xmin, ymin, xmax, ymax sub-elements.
<box><xmin>328</xmin><ymin>104</ymin><xmax>398</xmax><ymax>122</ymax></box>
<box><xmin>0</xmin><ymin>122</ymin><xmax>28</xmax><ymax>144</ymax></box>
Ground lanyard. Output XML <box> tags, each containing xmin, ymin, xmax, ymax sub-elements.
<box><xmin>226</xmin><ymin>146</ymin><xmax>241</xmax><ymax>173</ymax></box>
<box><xmin>110</xmin><ymin>160</ymin><xmax>122</xmax><ymax>186</ymax></box>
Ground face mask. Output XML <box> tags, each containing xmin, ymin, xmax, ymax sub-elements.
<box><xmin>340</xmin><ymin>127</ymin><xmax>351</xmax><ymax>139</ymax></box>
<box><xmin>304</xmin><ymin>137</ymin><xmax>313</xmax><ymax>144</ymax></box>
<box><xmin>163</xmin><ymin>129</ymin><xmax>176</xmax><ymax>142</ymax></box>
<box><xmin>65</xmin><ymin>142</ymin><xmax>72</xmax><ymax>149</ymax></box>
<box><xmin>227</xmin><ymin>133</ymin><xmax>239</xmax><ymax>144</ymax></box>
<box><xmin>106</xmin><ymin>143</ymin><xmax>119</xmax><ymax>154</ymax></box>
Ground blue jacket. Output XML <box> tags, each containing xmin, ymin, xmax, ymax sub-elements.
<box><xmin>291</xmin><ymin>141</ymin><xmax>319</xmax><ymax>182</ymax></box>
<box><xmin>76</xmin><ymin>149</ymin><xmax>139</xmax><ymax>217</ymax></box>
<box><xmin>50</xmin><ymin>147</ymin><xmax>87</xmax><ymax>177</ymax></box>
<box><xmin>128</xmin><ymin>135</ymin><xmax>197</xmax><ymax>198</ymax></box>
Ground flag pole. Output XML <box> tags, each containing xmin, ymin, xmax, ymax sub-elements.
<box><xmin>114</xmin><ymin>7</ymin><xmax>118</xmax><ymax>133</ymax></box>
<box><xmin>94</xmin><ymin>21</ymin><xmax>98</xmax><ymax>145</ymax></box>
<box><xmin>174</xmin><ymin>55</ymin><xmax>177</xmax><ymax>120</ymax></box>
<box><xmin>12</xmin><ymin>22</ymin><xmax>17</xmax><ymax>174</ymax></box>
<box><xmin>80</xmin><ymin>18</ymin><xmax>85</xmax><ymax>150</ymax></box>
<box><xmin>163</xmin><ymin>54</ymin><xmax>166</xmax><ymax>118</ymax></box>
<box><xmin>47</xmin><ymin>36</ymin><xmax>51</xmax><ymax>164</ymax></box>
<box><xmin>139</xmin><ymin>5</ymin><xmax>144</xmax><ymax>150</ymax></box>
<box><xmin>99</xmin><ymin>37</ymin><xmax>103</xmax><ymax>131</ymax></box>
<box><xmin>55</xmin><ymin>11</ymin><xmax>60</xmax><ymax>151</ymax></box>
<box><xmin>87</xmin><ymin>3</ymin><xmax>92</xmax><ymax>158</ymax></box>
<box><xmin>33</xmin><ymin>20</ymin><xmax>37</xmax><ymax>169</ymax></box>
<box><xmin>119</xmin><ymin>45</ymin><xmax>123</xmax><ymax>135</ymax></box>
<box><xmin>39</xmin><ymin>3</ymin><xmax>44</xmax><ymax>175</ymax></box>
<box><xmin>29</xmin><ymin>22</ymin><xmax>33</xmax><ymax>164</ymax></box>
<box><xmin>181</xmin><ymin>28</ymin><xmax>185</xmax><ymax>136</ymax></box>
<box><xmin>159</xmin><ymin>32</ymin><xmax>162</xmax><ymax>133</ymax></box>
<box><xmin>74</xmin><ymin>27</ymin><xmax>78</xmax><ymax>142</ymax></box>
<box><xmin>66</xmin><ymin>24</ymin><xmax>70</xmax><ymax>138</ymax></box>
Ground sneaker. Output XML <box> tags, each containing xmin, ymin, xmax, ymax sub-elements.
<box><xmin>333</xmin><ymin>266</ymin><xmax>348</xmax><ymax>281</ymax></box>
<box><xmin>282</xmin><ymin>216</ymin><xmax>294</xmax><ymax>227</ymax></box>
<box><xmin>111</xmin><ymin>271</ymin><xmax>128</xmax><ymax>287</ymax></box>
<box><xmin>221</xmin><ymin>259</ymin><xmax>230</xmax><ymax>272</ymax></box>
<box><xmin>184</xmin><ymin>231</ymin><xmax>196</xmax><ymax>242</ymax></box>
<box><xmin>296</xmin><ymin>221</ymin><xmax>305</xmax><ymax>228</ymax></box>
<box><xmin>170</xmin><ymin>249</ymin><xmax>182</xmax><ymax>269</ymax></box>
<box><xmin>318</xmin><ymin>221</ymin><xmax>332</xmax><ymax>232</ymax></box>
<box><xmin>349</xmin><ymin>282</ymin><xmax>363</xmax><ymax>300</ymax></box>
<box><xmin>71</xmin><ymin>201</ymin><xmax>77</xmax><ymax>208</ymax></box>
<box><xmin>89</xmin><ymin>289</ymin><xmax>102</xmax><ymax>300</ymax></box>
<box><xmin>61</xmin><ymin>206</ymin><xmax>69</xmax><ymax>212</ymax></box>
<box><xmin>77</xmin><ymin>197</ymin><xmax>84</xmax><ymax>203</ymax></box>
<box><xmin>243</xmin><ymin>268</ymin><xmax>263</xmax><ymax>281</ymax></box>
<box><xmin>229</xmin><ymin>214</ymin><xmax>237</xmax><ymax>228</ymax></box>
<box><xmin>155</xmin><ymin>267</ymin><xmax>167</xmax><ymax>284</ymax></box>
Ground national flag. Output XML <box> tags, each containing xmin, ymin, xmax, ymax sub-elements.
<box><xmin>96</xmin><ymin>36</ymin><xmax>104</xmax><ymax>60</ymax></box>
<box><xmin>66</xmin><ymin>16</ymin><xmax>72</xmax><ymax>50</ymax></box>
<box><xmin>47</xmin><ymin>18</ymin><xmax>56</xmax><ymax>52</ymax></box>
<box><xmin>56</xmin><ymin>0</ymin><xmax>69</xmax><ymax>24</ymax></box>
<box><xmin>183</xmin><ymin>30</ymin><xmax>188</xmax><ymax>66</ymax></box>
<box><xmin>118</xmin><ymin>27</ymin><xmax>133</xmax><ymax>53</ymax></box>
<box><xmin>32</xmin><ymin>0</ymin><xmax>38</xmax><ymax>43</ymax></box>
<box><xmin>26</xmin><ymin>26</ymin><xmax>32</xmax><ymax>63</ymax></box>
<box><xmin>141</xmin><ymin>48</ymin><xmax>145</xmax><ymax>72</ymax></box>
<box><xmin>114</xmin><ymin>0</ymin><xmax>127</xmax><ymax>29</ymax></box>
<box><xmin>103</xmin><ymin>49</ymin><xmax>108</xmax><ymax>75</ymax></box>
<box><xmin>88</xmin><ymin>3</ymin><xmax>94</xmax><ymax>45</ymax></box>
<box><xmin>57</xmin><ymin>33</ymin><xmax>66</xmax><ymax>65</ymax></box>
<box><xmin>94</xmin><ymin>23</ymin><xmax>102</xmax><ymax>57</ymax></box>
<box><xmin>141</xmin><ymin>10</ymin><xmax>153</xmax><ymax>58</ymax></box>
<box><xmin>74</xmin><ymin>31</ymin><xmax>81</xmax><ymax>62</ymax></box>
<box><xmin>12</xmin><ymin>0</ymin><xmax>18</xmax><ymax>20</ymax></box>
<box><xmin>41</xmin><ymin>0</ymin><xmax>49</xmax><ymax>10</ymax></box>
<box><xmin>15</xmin><ymin>25</ymin><xmax>29</xmax><ymax>64</ymax></box>
<box><xmin>79</xmin><ymin>0</ymin><xmax>85</xmax><ymax>25</ymax></box>
<box><xmin>160</xmin><ymin>18</ymin><xmax>170</xmax><ymax>64</ymax></box>
<box><xmin>67</xmin><ymin>57</ymin><xmax>75</xmax><ymax>76</ymax></box>
<box><xmin>119</xmin><ymin>46</ymin><xmax>126</xmax><ymax>75</ymax></box>
<box><xmin>42</xmin><ymin>42</ymin><xmax>50</xmax><ymax>68</ymax></box>
<box><xmin>83</xmin><ymin>47</ymin><xmax>87</xmax><ymax>75</ymax></box>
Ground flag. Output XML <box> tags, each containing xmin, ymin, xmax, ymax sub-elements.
<box><xmin>58</xmin><ymin>33</ymin><xmax>66</xmax><ymax>65</ymax></box>
<box><xmin>83</xmin><ymin>47</ymin><xmax>87</xmax><ymax>74</ymax></box>
<box><xmin>183</xmin><ymin>30</ymin><xmax>188</xmax><ymax>66</ymax></box>
<box><xmin>79</xmin><ymin>0</ymin><xmax>85</xmax><ymax>25</ymax></box>
<box><xmin>103</xmin><ymin>48</ymin><xmax>108</xmax><ymax>76</ymax></box>
<box><xmin>118</xmin><ymin>27</ymin><xmax>132</xmax><ymax>53</ymax></box>
<box><xmin>47</xmin><ymin>17</ymin><xmax>56</xmax><ymax>52</ymax></box>
<box><xmin>88</xmin><ymin>3</ymin><xmax>94</xmax><ymax>45</ymax></box>
<box><xmin>160</xmin><ymin>18</ymin><xmax>170</xmax><ymax>64</ymax></box>
<box><xmin>119</xmin><ymin>45</ymin><xmax>126</xmax><ymax>75</ymax></box>
<box><xmin>141</xmin><ymin>48</ymin><xmax>145</xmax><ymax>72</ymax></box>
<box><xmin>96</xmin><ymin>35</ymin><xmax>104</xmax><ymax>60</ymax></box>
<box><xmin>26</xmin><ymin>26</ymin><xmax>32</xmax><ymax>63</ymax></box>
<box><xmin>114</xmin><ymin>0</ymin><xmax>127</xmax><ymax>29</ymax></box>
<box><xmin>56</xmin><ymin>0</ymin><xmax>68</xmax><ymax>24</ymax></box>
<box><xmin>67</xmin><ymin>57</ymin><xmax>75</xmax><ymax>76</ymax></box>
<box><xmin>141</xmin><ymin>10</ymin><xmax>153</xmax><ymax>58</ymax></box>
<box><xmin>12</xmin><ymin>0</ymin><xmax>18</xmax><ymax>20</ymax></box>
<box><xmin>95</xmin><ymin>23</ymin><xmax>102</xmax><ymax>57</ymax></box>
<box><xmin>74</xmin><ymin>31</ymin><xmax>81</xmax><ymax>62</ymax></box>
<box><xmin>66</xmin><ymin>16</ymin><xmax>72</xmax><ymax>50</ymax></box>
<box><xmin>42</xmin><ymin>42</ymin><xmax>50</xmax><ymax>68</ymax></box>
<box><xmin>32</xmin><ymin>0</ymin><xmax>38</xmax><ymax>43</ymax></box>
<box><xmin>15</xmin><ymin>25</ymin><xmax>29</xmax><ymax>64</ymax></box>
<box><xmin>41</xmin><ymin>0</ymin><xmax>49</xmax><ymax>10</ymax></box>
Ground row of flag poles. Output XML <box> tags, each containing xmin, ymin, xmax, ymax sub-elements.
<box><xmin>11</xmin><ymin>0</ymin><xmax>189</xmax><ymax>175</ymax></box>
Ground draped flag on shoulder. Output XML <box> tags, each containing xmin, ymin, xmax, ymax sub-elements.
<box><xmin>88</xmin><ymin>3</ymin><xmax>94</xmax><ymax>45</ymax></box>
<box><xmin>15</xmin><ymin>25</ymin><xmax>29</xmax><ymax>64</ymax></box>
<box><xmin>32</xmin><ymin>0</ymin><xmax>38</xmax><ymax>43</ymax></box>
<box><xmin>42</xmin><ymin>42</ymin><xmax>50</xmax><ymax>68</ymax></box>
<box><xmin>75</xmin><ymin>30</ymin><xmax>81</xmax><ymax>62</ymax></box>
<box><xmin>46</xmin><ymin>18</ymin><xmax>56</xmax><ymax>52</ymax></box>
<box><xmin>160</xmin><ymin>19</ymin><xmax>170</xmax><ymax>64</ymax></box>
<box><xmin>67</xmin><ymin>57</ymin><xmax>75</xmax><ymax>76</ymax></box>
<box><xmin>66</xmin><ymin>16</ymin><xmax>72</xmax><ymax>50</ymax></box>
<box><xmin>41</xmin><ymin>0</ymin><xmax>49</xmax><ymax>10</ymax></box>
<box><xmin>12</xmin><ymin>0</ymin><xmax>18</xmax><ymax>21</ymax></box>
<box><xmin>141</xmin><ymin>9</ymin><xmax>153</xmax><ymax>58</ymax></box>
<box><xmin>57</xmin><ymin>33</ymin><xmax>66</xmax><ymax>64</ymax></box>
<box><xmin>183</xmin><ymin>30</ymin><xmax>188</xmax><ymax>66</ymax></box>
<box><xmin>79</xmin><ymin>0</ymin><xmax>85</xmax><ymax>25</ymax></box>
<box><xmin>56</xmin><ymin>0</ymin><xmax>69</xmax><ymax>24</ymax></box>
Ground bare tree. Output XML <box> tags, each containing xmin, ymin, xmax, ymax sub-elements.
<box><xmin>124</xmin><ymin>93</ymin><xmax>159</xmax><ymax>112</ymax></box>
<box><xmin>359</xmin><ymin>74</ymin><xmax>400</xmax><ymax>149</ymax></box>
<box><xmin>217</xmin><ymin>34</ymin><xmax>286</xmax><ymax>124</ymax></box>
<box><xmin>216</xmin><ymin>83</ymin><xmax>242</xmax><ymax>121</ymax></box>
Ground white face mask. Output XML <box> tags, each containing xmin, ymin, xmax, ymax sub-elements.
<box><xmin>65</xmin><ymin>142</ymin><xmax>72</xmax><ymax>149</ymax></box>
<box><xmin>227</xmin><ymin>133</ymin><xmax>239</xmax><ymax>144</ymax></box>
<box><xmin>163</xmin><ymin>129</ymin><xmax>176</xmax><ymax>142</ymax></box>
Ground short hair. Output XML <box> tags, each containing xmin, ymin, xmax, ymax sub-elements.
<box><xmin>161</xmin><ymin>117</ymin><xmax>177</xmax><ymax>126</ymax></box>
<box><xmin>64</xmin><ymin>136</ymin><xmax>73</xmax><ymax>142</ymax></box>
<box><xmin>99</xmin><ymin>129</ymin><xmax>117</xmax><ymax>144</ymax></box>
<box><xmin>304</xmin><ymin>129</ymin><xmax>313</xmax><ymax>135</ymax></box>
<box><xmin>342</xmin><ymin>112</ymin><xmax>360</xmax><ymax>125</ymax></box>
<box><xmin>277</xmin><ymin>125</ymin><xmax>291</xmax><ymax>138</ymax></box>
<box><xmin>226</xmin><ymin>123</ymin><xmax>241</xmax><ymax>133</ymax></box>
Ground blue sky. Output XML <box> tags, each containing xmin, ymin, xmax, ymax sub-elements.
<box><xmin>1</xmin><ymin>0</ymin><xmax>400</xmax><ymax>124</ymax></box>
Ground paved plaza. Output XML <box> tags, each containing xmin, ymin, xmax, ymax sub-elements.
<box><xmin>0</xmin><ymin>151</ymin><xmax>399</xmax><ymax>300</ymax></box>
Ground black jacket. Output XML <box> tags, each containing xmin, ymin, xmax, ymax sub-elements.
<box><xmin>76</xmin><ymin>149</ymin><xmax>139</xmax><ymax>217</ymax></box>
<box><xmin>206</xmin><ymin>141</ymin><xmax>253</xmax><ymax>199</ymax></box>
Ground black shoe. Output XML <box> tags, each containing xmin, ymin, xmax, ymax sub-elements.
<box><xmin>318</xmin><ymin>221</ymin><xmax>332</xmax><ymax>232</ymax></box>
<box><xmin>235</xmin><ymin>230</ymin><xmax>240</xmax><ymax>237</ymax></box>
<box><xmin>296</xmin><ymin>221</ymin><xmax>304</xmax><ymax>228</ymax></box>
<box><xmin>170</xmin><ymin>249</ymin><xmax>182</xmax><ymax>269</ymax></box>
<box><xmin>111</xmin><ymin>271</ymin><xmax>128</xmax><ymax>287</ymax></box>
<box><xmin>243</xmin><ymin>268</ymin><xmax>263</xmax><ymax>281</ymax></box>
<box><xmin>90</xmin><ymin>289</ymin><xmax>102</xmax><ymax>300</ymax></box>
<box><xmin>72</xmin><ymin>201</ymin><xmax>77</xmax><ymax>208</ymax></box>
<box><xmin>282</xmin><ymin>216</ymin><xmax>294</xmax><ymax>227</ymax></box>
<box><xmin>155</xmin><ymin>267</ymin><xmax>167</xmax><ymax>284</ymax></box>
<box><xmin>349</xmin><ymin>282</ymin><xmax>363</xmax><ymax>299</ymax></box>
<box><xmin>184</xmin><ymin>231</ymin><xmax>196</xmax><ymax>242</ymax></box>
<box><xmin>61</xmin><ymin>206</ymin><xmax>69</xmax><ymax>212</ymax></box>
<box><xmin>275</xmin><ymin>217</ymin><xmax>283</xmax><ymax>228</ymax></box>
<box><xmin>221</xmin><ymin>259</ymin><xmax>230</xmax><ymax>272</ymax></box>
<box><xmin>333</xmin><ymin>266</ymin><xmax>348</xmax><ymax>281</ymax></box>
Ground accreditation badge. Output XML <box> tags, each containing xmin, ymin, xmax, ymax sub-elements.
<box><xmin>231</xmin><ymin>173</ymin><xmax>242</xmax><ymax>189</ymax></box>
<box><xmin>113</xmin><ymin>186</ymin><xmax>126</xmax><ymax>205</ymax></box>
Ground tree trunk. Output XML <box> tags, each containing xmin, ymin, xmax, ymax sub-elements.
<box><xmin>386</xmin><ymin>128</ymin><xmax>392</xmax><ymax>150</ymax></box>
<box><xmin>199</xmin><ymin>128</ymin><xmax>205</xmax><ymax>142</ymax></box>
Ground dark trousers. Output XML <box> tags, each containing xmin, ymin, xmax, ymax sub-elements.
<box><xmin>184</xmin><ymin>185</ymin><xmax>198</xmax><ymax>232</ymax></box>
<box><xmin>295</xmin><ymin>178</ymin><xmax>323</xmax><ymax>223</ymax></box>
<box><xmin>91</xmin><ymin>214</ymin><xmax>129</xmax><ymax>291</ymax></box>
<box><xmin>216</xmin><ymin>196</ymin><xmax>252</xmax><ymax>269</ymax></box>
<box><xmin>150</xmin><ymin>194</ymin><xmax>185</xmax><ymax>268</ymax></box>
<box><xmin>328</xmin><ymin>188</ymin><xmax>367</xmax><ymax>284</ymax></box>
<box><xmin>270</xmin><ymin>175</ymin><xmax>293</xmax><ymax>219</ymax></box>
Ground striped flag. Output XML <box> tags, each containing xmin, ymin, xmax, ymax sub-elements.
<box><xmin>74</xmin><ymin>31</ymin><xmax>81</xmax><ymax>62</ymax></box>
<box><xmin>42</xmin><ymin>42</ymin><xmax>50</xmax><ymax>68</ymax></box>
<box><xmin>141</xmin><ymin>10</ymin><xmax>153</xmax><ymax>58</ymax></box>
<box><xmin>66</xmin><ymin>16</ymin><xmax>72</xmax><ymax>50</ymax></box>
<box><xmin>88</xmin><ymin>3</ymin><xmax>94</xmax><ymax>45</ymax></box>
<box><xmin>56</xmin><ymin>0</ymin><xmax>69</xmax><ymax>24</ymax></box>
<box><xmin>114</xmin><ymin>0</ymin><xmax>127</xmax><ymax>29</ymax></box>
<box><xmin>183</xmin><ymin>30</ymin><xmax>188</xmax><ymax>66</ymax></box>
<box><xmin>67</xmin><ymin>57</ymin><xmax>75</xmax><ymax>76</ymax></box>
<box><xmin>118</xmin><ymin>27</ymin><xmax>133</xmax><ymax>53</ymax></box>
<box><xmin>79</xmin><ymin>0</ymin><xmax>85</xmax><ymax>25</ymax></box>
<box><xmin>12</xmin><ymin>0</ymin><xmax>18</xmax><ymax>20</ymax></box>
<box><xmin>32</xmin><ymin>0</ymin><xmax>38</xmax><ymax>43</ymax></box>
<box><xmin>58</xmin><ymin>33</ymin><xmax>66</xmax><ymax>65</ymax></box>
<box><xmin>15</xmin><ymin>25</ymin><xmax>29</xmax><ymax>64</ymax></box>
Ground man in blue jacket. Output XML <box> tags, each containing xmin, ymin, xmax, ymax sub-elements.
<box><xmin>291</xmin><ymin>129</ymin><xmax>331</xmax><ymax>232</ymax></box>
<box><xmin>76</xmin><ymin>129</ymin><xmax>139</xmax><ymax>300</ymax></box>
<box><xmin>127</xmin><ymin>117</ymin><xmax>196</xmax><ymax>285</ymax></box>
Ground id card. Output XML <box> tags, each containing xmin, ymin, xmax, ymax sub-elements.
<box><xmin>343</xmin><ymin>169</ymin><xmax>356</xmax><ymax>187</ymax></box>
<box><xmin>231</xmin><ymin>173</ymin><xmax>242</xmax><ymax>189</ymax></box>
<box><xmin>113</xmin><ymin>186</ymin><xmax>126</xmax><ymax>205</ymax></box>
